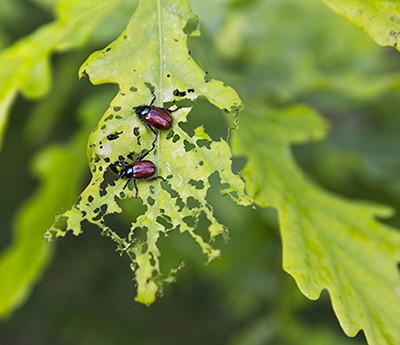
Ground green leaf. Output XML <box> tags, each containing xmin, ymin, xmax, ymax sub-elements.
<box><xmin>0</xmin><ymin>0</ymin><xmax>125</xmax><ymax>150</ymax></box>
<box><xmin>47</xmin><ymin>0</ymin><xmax>250</xmax><ymax>306</ymax></box>
<box><xmin>322</xmin><ymin>0</ymin><xmax>400</xmax><ymax>50</ymax></box>
<box><xmin>0</xmin><ymin>0</ymin><xmax>129</xmax><ymax>317</ymax></box>
<box><xmin>0</xmin><ymin>85</ymin><xmax>111</xmax><ymax>318</ymax></box>
<box><xmin>0</xmin><ymin>143</ymin><xmax>87</xmax><ymax>319</ymax></box>
<box><xmin>232</xmin><ymin>105</ymin><xmax>400</xmax><ymax>345</ymax></box>
<box><xmin>197</xmin><ymin>0</ymin><xmax>400</xmax><ymax>104</ymax></box>
<box><xmin>232</xmin><ymin>314</ymin><xmax>364</xmax><ymax>345</ymax></box>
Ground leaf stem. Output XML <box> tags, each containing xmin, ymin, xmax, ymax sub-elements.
<box><xmin>156</xmin><ymin>0</ymin><xmax>164</xmax><ymax>102</ymax></box>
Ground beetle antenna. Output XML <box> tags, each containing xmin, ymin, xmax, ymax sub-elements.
<box><xmin>150</xmin><ymin>90</ymin><xmax>156</xmax><ymax>106</ymax></box>
<box><xmin>135</xmin><ymin>148</ymin><xmax>152</xmax><ymax>162</ymax></box>
<box><xmin>127</xmin><ymin>152</ymin><xmax>135</xmax><ymax>161</ymax></box>
<box><xmin>119</xmin><ymin>155</ymin><xmax>130</xmax><ymax>166</ymax></box>
<box><xmin>109</xmin><ymin>163</ymin><xmax>120</xmax><ymax>174</ymax></box>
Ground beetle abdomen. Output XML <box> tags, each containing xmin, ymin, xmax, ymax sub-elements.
<box><xmin>145</xmin><ymin>106</ymin><xmax>173</xmax><ymax>130</ymax></box>
<box><xmin>132</xmin><ymin>160</ymin><xmax>156</xmax><ymax>179</ymax></box>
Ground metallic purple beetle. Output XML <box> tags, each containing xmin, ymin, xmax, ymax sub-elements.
<box><xmin>111</xmin><ymin>152</ymin><xmax>165</xmax><ymax>197</ymax></box>
<box><xmin>133</xmin><ymin>91</ymin><xmax>180</xmax><ymax>154</ymax></box>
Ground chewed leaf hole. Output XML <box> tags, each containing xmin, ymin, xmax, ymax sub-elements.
<box><xmin>172</xmin><ymin>134</ymin><xmax>180</xmax><ymax>143</ymax></box>
<box><xmin>186</xmin><ymin>196</ymin><xmax>201</xmax><ymax>210</ymax></box>
<box><xmin>196</xmin><ymin>213</ymin><xmax>214</xmax><ymax>240</ymax></box>
<box><xmin>100</xmin><ymin>167</ymin><xmax>117</xmax><ymax>196</ymax></box>
<box><xmin>183</xmin><ymin>216</ymin><xmax>196</xmax><ymax>227</ymax></box>
<box><xmin>196</xmin><ymin>138</ymin><xmax>211</xmax><ymax>149</ymax></box>
<box><xmin>183</xmin><ymin>139</ymin><xmax>195</xmax><ymax>151</ymax></box>
<box><xmin>130</xmin><ymin>227</ymin><xmax>148</xmax><ymax>244</ymax></box>
<box><xmin>189</xmin><ymin>179</ymin><xmax>204</xmax><ymax>190</ymax></box>
<box><xmin>157</xmin><ymin>215</ymin><xmax>173</xmax><ymax>230</ymax></box>
<box><xmin>100</xmin><ymin>204</ymin><xmax>108</xmax><ymax>213</ymax></box>
<box><xmin>92</xmin><ymin>211</ymin><xmax>103</xmax><ymax>222</ymax></box>
<box><xmin>103</xmin><ymin>213</ymin><xmax>130</xmax><ymax>238</ymax></box>
<box><xmin>163</xmin><ymin>182</ymin><xmax>178</xmax><ymax>197</ymax></box>
<box><xmin>162</xmin><ymin>182</ymin><xmax>185</xmax><ymax>211</ymax></box>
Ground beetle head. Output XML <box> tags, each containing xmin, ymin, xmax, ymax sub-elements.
<box><xmin>134</xmin><ymin>106</ymin><xmax>151</xmax><ymax>119</ymax></box>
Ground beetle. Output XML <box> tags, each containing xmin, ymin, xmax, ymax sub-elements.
<box><xmin>111</xmin><ymin>151</ymin><xmax>165</xmax><ymax>197</ymax></box>
<box><xmin>133</xmin><ymin>91</ymin><xmax>180</xmax><ymax>155</ymax></box>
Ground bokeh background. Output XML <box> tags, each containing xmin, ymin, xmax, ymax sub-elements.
<box><xmin>1</xmin><ymin>0</ymin><xmax>400</xmax><ymax>344</ymax></box>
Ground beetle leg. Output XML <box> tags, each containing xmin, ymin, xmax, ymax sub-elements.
<box><xmin>169</xmin><ymin>106</ymin><xmax>181</xmax><ymax>113</ymax></box>
<box><xmin>145</xmin><ymin>176</ymin><xmax>166</xmax><ymax>182</ymax></box>
<box><xmin>168</xmin><ymin>101</ymin><xmax>182</xmax><ymax>113</ymax></box>
<box><xmin>123</xmin><ymin>177</ymin><xmax>131</xmax><ymax>189</ymax></box>
<box><xmin>120</xmin><ymin>169</ymin><xmax>128</xmax><ymax>179</ymax></box>
<box><xmin>133</xmin><ymin>179</ymin><xmax>139</xmax><ymax>198</ymax></box>
<box><xmin>145</xmin><ymin>124</ymin><xmax>158</xmax><ymax>156</ymax></box>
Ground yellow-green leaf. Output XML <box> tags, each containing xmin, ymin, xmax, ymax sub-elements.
<box><xmin>233</xmin><ymin>105</ymin><xmax>400</xmax><ymax>345</ymax></box>
<box><xmin>47</xmin><ymin>0</ymin><xmax>250</xmax><ymax>305</ymax></box>
<box><xmin>0</xmin><ymin>86</ymin><xmax>112</xmax><ymax>319</ymax></box>
<box><xmin>0</xmin><ymin>0</ymin><xmax>126</xmax><ymax>150</ymax></box>
<box><xmin>323</xmin><ymin>0</ymin><xmax>400</xmax><ymax>50</ymax></box>
<box><xmin>0</xmin><ymin>143</ymin><xmax>86</xmax><ymax>319</ymax></box>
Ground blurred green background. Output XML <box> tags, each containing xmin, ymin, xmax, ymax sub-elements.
<box><xmin>1</xmin><ymin>0</ymin><xmax>400</xmax><ymax>344</ymax></box>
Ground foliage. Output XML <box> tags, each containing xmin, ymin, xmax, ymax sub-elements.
<box><xmin>323</xmin><ymin>0</ymin><xmax>400</xmax><ymax>50</ymax></box>
<box><xmin>0</xmin><ymin>0</ymin><xmax>400</xmax><ymax>344</ymax></box>
<box><xmin>0</xmin><ymin>0</ymin><xmax>132</xmax><ymax>319</ymax></box>
<box><xmin>46</xmin><ymin>0</ymin><xmax>250</xmax><ymax>305</ymax></box>
<box><xmin>232</xmin><ymin>105</ymin><xmax>400</xmax><ymax>345</ymax></box>
<box><xmin>0</xmin><ymin>0</ymin><xmax>130</xmax><ymax>150</ymax></box>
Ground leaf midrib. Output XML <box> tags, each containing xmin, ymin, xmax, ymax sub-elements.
<box><xmin>157</xmin><ymin>0</ymin><xmax>164</xmax><ymax>101</ymax></box>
